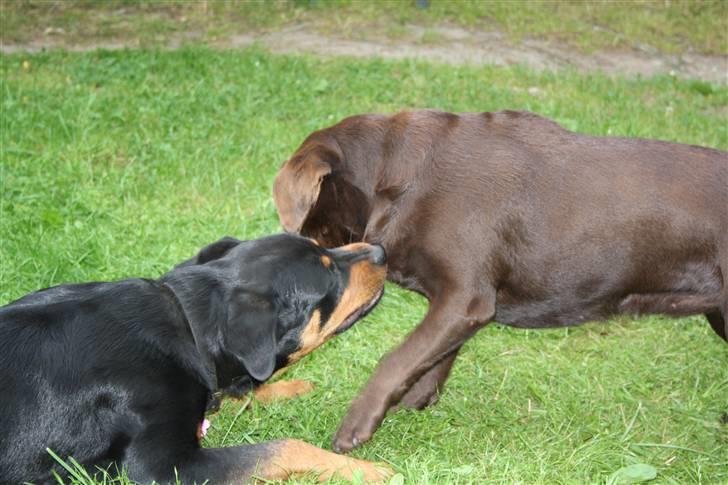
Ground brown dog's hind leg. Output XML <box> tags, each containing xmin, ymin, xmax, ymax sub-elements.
<box><xmin>254</xmin><ymin>380</ymin><xmax>315</xmax><ymax>404</ymax></box>
<box><xmin>710</xmin><ymin>253</ymin><xmax>728</xmax><ymax>341</ymax></box>
<box><xmin>706</xmin><ymin>312</ymin><xmax>726</xmax><ymax>341</ymax></box>
<box><xmin>396</xmin><ymin>347</ymin><xmax>460</xmax><ymax>410</ymax></box>
<box><xmin>333</xmin><ymin>290</ymin><xmax>495</xmax><ymax>453</ymax></box>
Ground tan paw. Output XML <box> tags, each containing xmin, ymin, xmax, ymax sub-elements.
<box><xmin>254</xmin><ymin>379</ymin><xmax>315</xmax><ymax>404</ymax></box>
<box><xmin>322</xmin><ymin>457</ymin><xmax>394</xmax><ymax>483</ymax></box>
<box><xmin>261</xmin><ymin>439</ymin><xmax>394</xmax><ymax>483</ymax></box>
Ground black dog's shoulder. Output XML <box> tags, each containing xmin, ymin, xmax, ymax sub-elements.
<box><xmin>0</xmin><ymin>279</ymin><xmax>202</xmax><ymax>372</ymax></box>
<box><xmin>3</xmin><ymin>280</ymin><xmax>138</xmax><ymax>312</ymax></box>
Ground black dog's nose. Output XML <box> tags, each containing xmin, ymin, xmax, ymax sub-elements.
<box><xmin>370</xmin><ymin>244</ymin><xmax>386</xmax><ymax>265</ymax></box>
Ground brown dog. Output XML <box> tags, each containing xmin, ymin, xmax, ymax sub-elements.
<box><xmin>273</xmin><ymin>109</ymin><xmax>728</xmax><ymax>453</ymax></box>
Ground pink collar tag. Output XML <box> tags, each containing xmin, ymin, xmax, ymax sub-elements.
<box><xmin>196</xmin><ymin>418</ymin><xmax>211</xmax><ymax>440</ymax></box>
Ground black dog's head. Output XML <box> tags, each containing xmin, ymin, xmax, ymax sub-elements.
<box><xmin>163</xmin><ymin>234</ymin><xmax>386</xmax><ymax>391</ymax></box>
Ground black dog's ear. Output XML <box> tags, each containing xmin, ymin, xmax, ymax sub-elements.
<box><xmin>176</xmin><ymin>237</ymin><xmax>242</xmax><ymax>268</ymax></box>
<box><xmin>224</xmin><ymin>289</ymin><xmax>277</xmax><ymax>382</ymax></box>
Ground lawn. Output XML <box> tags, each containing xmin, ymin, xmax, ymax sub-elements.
<box><xmin>2</xmin><ymin>0</ymin><xmax>726</xmax><ymax>55</ymax></box>
<box><xmin>1</xmin><ymin>47</ymin><xmax>727</xmax><ymax>484</ymax></box>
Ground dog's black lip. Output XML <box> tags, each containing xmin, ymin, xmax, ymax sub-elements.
<box><xmin>335</xmin><ymin>287</ymin><xmax>384</xmax><ymax>335</ymax></box>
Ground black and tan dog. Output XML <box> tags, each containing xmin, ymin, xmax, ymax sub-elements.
<box><xmin>0</xmin><ymin>234</ymin><xmax>389</xmax><ymax>483</ymax></box>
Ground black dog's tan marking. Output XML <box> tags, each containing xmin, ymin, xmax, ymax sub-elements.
<box><xmin>288</xmin><ymin>243</ymin><xmax>387</xmax><ymax>365</ymax></box>
<box><xmin>0</xmin><ymin>234</ymin><xmax>390</xmax><ymax>483</ymax></box>
<box><xmin>259</xmin><ymin>439</ymin><xmax>390</xmax><ymax>481</ymax></box>
<box><xmin>321</xmin><ymin>255</ymin><xmax>332</xmax><ymax>268</ymax></box>
<box><xmin>253</xmin><ymin>380</ymin><xmax>315</xmax><ymax>403</ymax></box>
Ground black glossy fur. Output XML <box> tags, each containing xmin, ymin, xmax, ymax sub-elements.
<box><xmin>0</xmin><ymin>234</ymin><xmax>384</xmax><ymax>483</ymax></box>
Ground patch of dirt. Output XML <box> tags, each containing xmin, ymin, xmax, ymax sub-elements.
<box><xmin>2</xmin><ymin>23</ymin><xmax>726</xmax><ymax>84</ymax></box>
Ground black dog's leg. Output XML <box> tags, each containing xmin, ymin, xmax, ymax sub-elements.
<box><xmin>173</xmin><ymin>443</ymin><xmax>274</xmax><ymax>484</ymax></box>
<box><xmin>140</xmin><ymin>441</ymin><xmax>390</xmax><ymax>484</ymax></box>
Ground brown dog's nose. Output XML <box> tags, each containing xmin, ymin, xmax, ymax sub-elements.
<box><xmin>370</xmin><ymin>244</ymin><xmax>386</xmax><ymax>265</ymax></box>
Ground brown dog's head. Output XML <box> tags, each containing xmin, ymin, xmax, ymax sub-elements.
<box><xmin>273</xmin><ymin>136</ymin><xmax>372</xmax><ymax>248</ymax></box>
<box><xmin>167</xmin><ymin>234</ymin><xmax>386</xmax><ymax>387</ymax></box>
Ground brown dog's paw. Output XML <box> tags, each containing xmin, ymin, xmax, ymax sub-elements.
<box><xmin>332</xmin><ymin>401</ymin><xmax>385</xmax><ymax>453</ymax></box>
<box><xmin>254</xmin><ymin>379</ymin><xmax>315</xmax><ymax>404</ymax></box>
<box><xmin>332</xmin><ymin>428</ymin><xmax>369</xmax><ymax>454</ymax></box>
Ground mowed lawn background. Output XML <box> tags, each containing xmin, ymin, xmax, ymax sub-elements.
<box><xmin>1</xmin><ymin>46</ymin><xmax>727</xmax><ymax>483</ymax></box>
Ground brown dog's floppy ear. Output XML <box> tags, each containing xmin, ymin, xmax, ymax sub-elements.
<box><xmin>273</xmin><ymin>149</ymin><xmax>334</xmax><ymax>233</ymax></box>
<box><xmin>176</xmin><ymin>237</ymin><xmax>241</xmax><ymax>268</ymax></box>
<box><xmin>225</xmin><ymin>289</ymin><xmax>277</xmax><ymax>382</ymax></box>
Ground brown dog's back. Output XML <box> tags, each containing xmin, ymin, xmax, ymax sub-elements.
<box><xmin>275</xmin><ymin>109</ymin><xmax>727</xmax><ymax>330</ymax></box>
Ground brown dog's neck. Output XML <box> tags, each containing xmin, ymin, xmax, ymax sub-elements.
<box><xmin>302</xmin><ymin>173</ymin><xmax>372</xmax><ymax>247</ymax></box>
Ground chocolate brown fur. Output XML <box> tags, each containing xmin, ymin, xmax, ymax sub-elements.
<box><xmin>274</xmin><ymin>109</ymin><xmax>728</xmax><ymax>452</ymax></box>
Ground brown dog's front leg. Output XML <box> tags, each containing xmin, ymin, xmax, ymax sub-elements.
<box><xmin>333</xmin><ymin>292</ymin><xmax>495</xmax><ymax>453</ymax></box>
<box><xmin>396</xmin><ymin>347</ymin><xmax>461</xmax><ymax>410</ymax></box>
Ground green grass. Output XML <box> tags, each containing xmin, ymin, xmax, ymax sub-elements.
<box><xmin>1</xmin><ymin>0</ymin><xmax>726</xmax><ymax>55</ymax></box>
<box><xmin>1</xmin><ymin>48</ymin><xmax>727</xmax><ymax>484</ymax></box>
